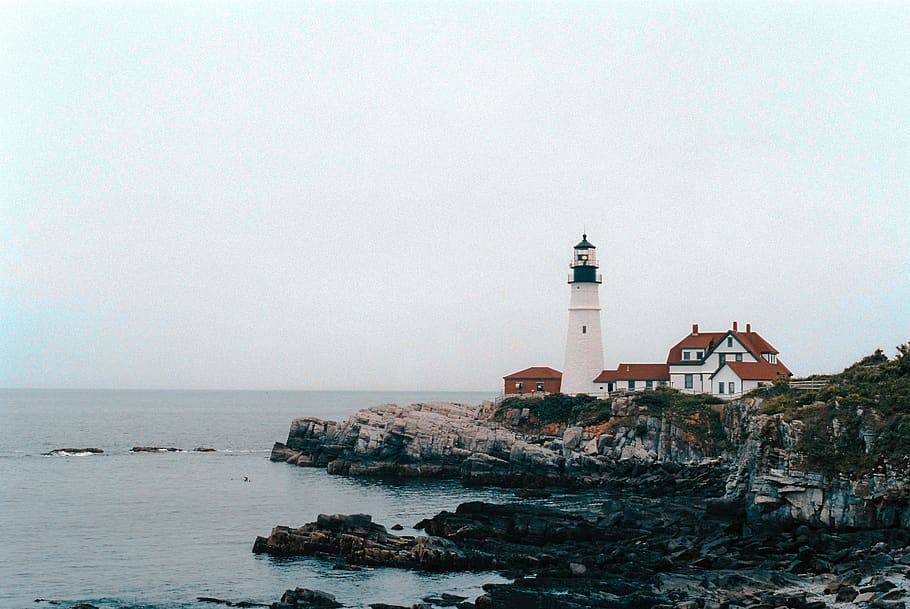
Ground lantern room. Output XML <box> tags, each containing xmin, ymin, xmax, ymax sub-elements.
<box><xmin>568</xmin><ymin>234</ymin><xmax>602</xmax><ymax>283</ymax></box>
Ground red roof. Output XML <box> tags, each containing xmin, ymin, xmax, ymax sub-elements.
<box><xmin>715</xmin><ymin>360</ymin><xmax>792</xmax><ymax>380</ymax></box>
<box><xmin>667</xmin><ymin>327</ymin><xmax>780</xmax><ymax>364</ymax></box>
<box><xmin>503</xmin><ymin>366</ymin><xmax>562</xmax><ymax>380</ymax></box>
<box><xmin>595</xmin><ymin>363</ymin><xmax>670</xmax><ymax>382</ymax></box>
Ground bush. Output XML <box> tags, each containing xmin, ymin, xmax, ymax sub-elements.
<box><xmin>497</xmin><ymin>393</ymin><xmax>605</xmax><ymax>426</ymax></box>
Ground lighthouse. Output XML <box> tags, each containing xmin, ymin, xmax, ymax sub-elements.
<box><xmin>561</xmin><ymin>234</ymin><xmax>604</xmax><ymax>395</ymax></box>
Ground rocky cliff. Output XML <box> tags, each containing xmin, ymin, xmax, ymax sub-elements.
<box><xmin>271</xmin><ymin>349</ymin><xmax>910</xmax><ymax>530</ymax></box>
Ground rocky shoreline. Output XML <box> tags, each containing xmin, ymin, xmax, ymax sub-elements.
<box><xmin>257</xmin><ymin>390</ymin><xmax>910</xmax><ymax>608</ymax></box>
<box><xmin>253</xmin><ymin>498</ymin><xmax>910</xmax><ymax>609</ymax></box>
<box><xmin>269</xmin><ymin>398</ymin><xmax>910</xmax><ymax>529</ymax></box>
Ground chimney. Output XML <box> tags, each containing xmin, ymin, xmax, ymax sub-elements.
<box><xmin>732</xmin><ymin>321</ymin><xmax>738</xmax><ymax>332</ymax></box>
<box><xmin>746</xmin><ymin>323</ymin><xmax>751</xmax><ymax>333</ymax></box>
<box><xmin>692</xmin><ymin>323</ymin><xmax>699</xmax><ymax>335</ymax></box>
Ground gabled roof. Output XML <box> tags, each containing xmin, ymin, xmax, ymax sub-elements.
<box><xmin>711</xmin><ymin>360</ymin><xmax>792</xmax><ymax>380</ymax></box>
<box><xmin>503</xmin><ymin>366</ymin><xmax>562</xmax><ymax>380</ymax></box>
<box><xmin>667</xmin><ymin>328</ymin><xmax>780</xmax><ymax>364</ymax></box>
<box><xmin>595</xmin><ymin>363</ymin><xmax>670</xmax><ymax>382</ymax></box>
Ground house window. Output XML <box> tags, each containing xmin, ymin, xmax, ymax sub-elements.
<box><xmin>646</xmin><ymin>380</ymin><xmax>653</xmax><ymax>389</ymax></box>
<box><xmin>718</xmin><ymin>353</ymin><xmax>726</xmax><ymax>366</ymax></box>
<box><xmin>536</xmin><ymin>382</ymin><xmax>544</xmax><ymax>392</ymax></box>
<box><xmin>683</xmin><ymin>351</ymin><xmax>690</xmax><ymax>360</ymax></box>
<box><xmin>629</xmin><ymin>380</ymin><xmax>636</xmax><ymax>389</ymax></box>
<box><xmin>728</xmin><ymin>382</ymin><xmax>735</xmax><ymax>394</ymax></box>
<box><xmin>718</xmin><ymin>382</ymin><xmax>725</xmax><ymax>394</ymax></box>
<box><xmin>684</xmin><ymin>374</ymin><xmax>693</xmax><ymax>389</ymax></box>
<box><xmin>696</xmin><ymin>351</ymin><xmax>703</xmax><ymax>359</ymax></box>
<box><xmin>515</xmin><ymin>382</ymin><xmax>522</xmax><ymax>392</ymax></box>
<box><xmin>582</xmin><ymin>325</ymin><xmax>587</xmax><ymax>334</ymax></box>
<box><xmin>727</xmin><ymin>337</ymin><xmax>733</xmax><ymax>347</ymax></box>
<box><xmin>735</xmin><ymin>353</ymin><xmax>743</xmax><ymax>362</ymax></box>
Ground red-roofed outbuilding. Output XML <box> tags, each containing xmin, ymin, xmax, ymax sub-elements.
<box><xmin>503</xmin><ymin>366</ymin><xmax>562</xmax><ymax>395</ymax></box>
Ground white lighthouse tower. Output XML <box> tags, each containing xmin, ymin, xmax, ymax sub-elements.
<box><xmin>561</xmin><ymin>235</ymin><xmax>604</xmax><ymax>395</ymax></box>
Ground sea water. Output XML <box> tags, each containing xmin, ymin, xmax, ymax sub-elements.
<box><xmin>0</xmin><ymin>389</ymin><xmax>514</xmax><ymax>609</ymax></box>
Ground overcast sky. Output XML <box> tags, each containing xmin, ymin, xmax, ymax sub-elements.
<box><xmin>2</xmin><ymin>2</ymin><xmax>908</xmax><ymax>391</ymax></box>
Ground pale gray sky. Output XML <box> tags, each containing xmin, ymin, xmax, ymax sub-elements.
<box><xmin>2</xmin><ymin>2</ymin><xmax>908</xmax><ymax>391</ymax></box>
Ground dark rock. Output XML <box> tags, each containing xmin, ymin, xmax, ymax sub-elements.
<box><xmin>272</xmin><ymin>588</ymin><xmax>342</xmax><ymax>608</ymax></box>
<box><xmin>65</xmin><ymin>605</ymin><xmax>99</xmax><ymax>609</ymax></box>
<box><xmin>391</xmin><ymin>524</ymin><xmax>404</xmax><ymax>531</ymax></box>
<box><xmin>44</xmin><ymin>448</ymin><xmax>104</xmax><ymax>456</ymax></box>
<box><xmin>131</xmin><ymin>446</ymin><xmax>181</xmax><ymax>452</ymax></box>
<box><xmin>835</xmin><ymin>587</ymin><xmax>858</xmax><ymax>602</ymax></box>
<box><xmin>194</xmin><ymin>447</ymin><xmax>217</xmax><ymax>452</ymax></box>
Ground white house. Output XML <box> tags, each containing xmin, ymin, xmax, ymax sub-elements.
<box><xmin>710</xmin><ymin>360</ymin><xmax>790</xmax><ymax>398</ymax></box>
<box><xmin>665</xmin><ymin>321</ymin><xmax>791</xmax><ymax>399</ymax></box>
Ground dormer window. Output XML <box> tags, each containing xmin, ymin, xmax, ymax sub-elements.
<box><xmin>683</xmin><ymin>351</ymin><xmax>690</xmax><ymax>360</ymax></box>
<box><xmin>696</xmin><ymin>351</ymin><xmax>703</xmax><ymax>359</ymax></box>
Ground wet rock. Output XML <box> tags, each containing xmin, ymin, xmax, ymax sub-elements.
<box><xmin>194</xmin><ymin>447</ymin><xmax>217</xmax><ymax>452</ymax></box>
<box><xmin>44</xmin><ymin>448</ymin><xmax>104</xmax><ymax>456</ymax></box>
<box><xmin>835</xmin><ymin>587</ymin><xmax>858</xmax><ymax>602</ymax></box>
<box><xmin>271</xmin><ymin>588</ymin><xmax>342</xmax><ymax>608</ymax></box>
<box><xmin>131</xmin><ymin>446</ymin><xmax>181</xmax><ymax>452</ymax></box>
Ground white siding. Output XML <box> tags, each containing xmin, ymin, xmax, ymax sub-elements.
<box><xmin>562</xmin><ymin>283</ymin><xmax>605</xmax><ymax>395</ymax></box>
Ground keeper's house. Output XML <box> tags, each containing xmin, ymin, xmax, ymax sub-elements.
<box><xmin>666</xmin><ymin>322</ymin><xmax>791</xmax><ymax>398</ymax></box>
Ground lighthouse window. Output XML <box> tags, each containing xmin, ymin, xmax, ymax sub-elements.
<box><xmin>582</xmin><ymin>325</ymin><xmax>587</xmax><ymax>334</ymax></box>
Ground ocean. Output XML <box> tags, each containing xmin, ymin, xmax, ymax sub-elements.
<box><xmin>0</xmin><ymin>389</ymin><xmax>516</xmax><ymax>609</ymax></box>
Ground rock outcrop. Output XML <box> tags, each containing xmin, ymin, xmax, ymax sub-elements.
<box><xmin>43</xmin><ymin>447</ymin><xmax>104</xmax><ymax>456</ymax></box>
<box><xmin>272</xmin><ymin>396</ymin><xmax>910</xmax><ymax>529</ymax></box>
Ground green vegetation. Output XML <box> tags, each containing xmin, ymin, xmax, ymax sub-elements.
<box><xmin>752</xmin><ymin>342</ymin><xmax>910</xmax><ymax>476</ymax></box>
<box><xmin>635</xmin><ymin>387</ymin><xmax>729</xmax><ymax>448</ymax></box>
<box><xmin>496</xmin><ymin>386</ymin><xmax>728</xmax><ymax>449</ymax></box>
<box><xmin>496</xmin><ymin>393</ymin><xmax>607</xmax><ymax>426</ymax></box>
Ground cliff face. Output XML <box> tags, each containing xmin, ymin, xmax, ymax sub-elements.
<box><xmin>722</xmin><ymin>401</ymin><xmax>910</xmax><ymax>529</ymax></box>
<box><xmin>271</xmin><ymin>395</ymin><xmax>910</xmax><ymax>529</ymax></box>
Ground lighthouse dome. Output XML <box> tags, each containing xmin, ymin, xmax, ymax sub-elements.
<box><xmin>574</xmin><ymin>234</ymin><xmax>596</xmax><ymax>249</ymax></box>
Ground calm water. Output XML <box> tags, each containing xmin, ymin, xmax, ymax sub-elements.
<box><xmin>0</xmin><ymin>389</ymin><xmax>517</xmax><ymax>609</ymax></box>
